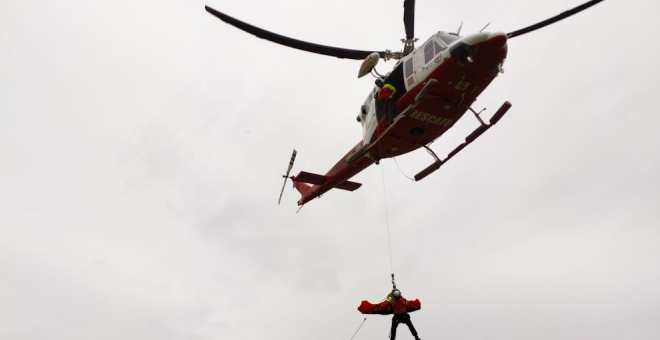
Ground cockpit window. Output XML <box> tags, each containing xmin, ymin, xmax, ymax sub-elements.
<box><xmin>433</xmin><ymin>41</ymin><xmax>443</xmax><ymax>53</ymax></box>
<box><xmin>439</xmin><ymin>33</ymin><xmax>460</xmax><ymax>45</ymax></box>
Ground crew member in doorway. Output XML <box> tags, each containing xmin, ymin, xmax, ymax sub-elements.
<box><xmin>374</xmin><ymin>78</ymin><xmax>397</xmax><ymax>126</ymax></box>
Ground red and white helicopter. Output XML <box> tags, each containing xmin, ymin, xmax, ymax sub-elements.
<box><xmin>205</xmin><ymin>0</ymin><xmax>606</xmax><ymax>207</ymax></box>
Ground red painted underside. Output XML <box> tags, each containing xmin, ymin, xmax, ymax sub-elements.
<box><xmin>297</xmin><ymin>39</ymin><xmax>507</xmax><ymax>206</ymax></box>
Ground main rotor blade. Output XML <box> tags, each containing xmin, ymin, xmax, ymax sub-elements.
<box><xmin>403</xmin><ymin>0</ymin><xmax>416</xmax><ymax>39</ymax></box>
<box><xmin>205</xmin><ymin>6</ymin><xmax>387</xmax><ymax>60</ymax></box>
<box><xmin>507</xmin><ymin>0</ymin><xmax>606</xmax><ymax>39</ymax></box>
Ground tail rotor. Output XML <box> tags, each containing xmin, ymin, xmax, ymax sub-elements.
<box><xmin>278</xmin><ymin>149</ymin><xmax>297</xmax><ymax>205</ymax></box>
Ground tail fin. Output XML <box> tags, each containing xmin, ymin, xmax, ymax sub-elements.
<box><xmin>292</xmin><ymin>180</ymin><xmax>312</xmax><ymax>196</ymax></box>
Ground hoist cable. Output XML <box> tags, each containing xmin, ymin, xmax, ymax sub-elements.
<box><xmin>377</xmin><ymin>128</ymin><xmax>395</xmax><ymax>276</ymax></box>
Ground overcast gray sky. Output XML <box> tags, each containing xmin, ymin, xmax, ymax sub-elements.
<box><xmin>1</xmin><ymin>0</ymin><xmax>659</xmax><ymax>339</ymax></box>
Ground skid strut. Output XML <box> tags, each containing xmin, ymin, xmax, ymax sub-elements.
<box><xmin>414</xmin><ymin>101</ymin><xmax>512</xmax><ymax>181</ymax></box>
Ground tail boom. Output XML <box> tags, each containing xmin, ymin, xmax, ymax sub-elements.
<box><xmin>292</xmin><ymin>142</ymin><xmax>375</xmax><ymax>206</ymax></box>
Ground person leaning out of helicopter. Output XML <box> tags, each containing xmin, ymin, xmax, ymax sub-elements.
<box><xmin>374</xmin><ymin>78</ymin><xmax>397</xmax><ymax>125</ymax></box>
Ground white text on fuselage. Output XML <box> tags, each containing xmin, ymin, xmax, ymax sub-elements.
<box><xmin>410</xmin><ymin>110</ymin><xmax>454</xmax><ymax>127</ymax></box>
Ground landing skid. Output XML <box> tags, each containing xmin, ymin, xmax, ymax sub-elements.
<box><xmin>414</xmin><ymin>101</ymin><xmax>512</xmax><ymax>181</ymax></box>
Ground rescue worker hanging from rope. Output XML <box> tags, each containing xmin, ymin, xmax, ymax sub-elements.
<box><xmin>386</xmin><ymin>288</ymin><xmax>421</xmax><ymax>340</ymax></box>
<box><xmin>374</xmin><ymin>78</ymin><xmax>397</xmax><ymax>126</ymax></box>
<box><xmin>357</xmin><ymin>276</ymin><xmax>422</xmax><ymax>340</ymax></box>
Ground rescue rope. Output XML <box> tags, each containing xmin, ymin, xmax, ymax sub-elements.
<box><xmin>380</xmin><ymin>163</ymin><xmax>394</xmax><ymax>275</ymax></box>
<box><xmin>350</xmin><ymin>317</ymin><xmax>368</xmax><ymax>340</ymax></box>
<box><xmin>378</xmin><ymin>134</ymin><xmax>395</xmax><ymax>278</ymax></box>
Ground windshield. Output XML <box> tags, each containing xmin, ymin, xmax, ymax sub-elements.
<box><xmin>438</xmin><ymin>33</ymin><xmax>460</xmax><ymax>45</ymax></box>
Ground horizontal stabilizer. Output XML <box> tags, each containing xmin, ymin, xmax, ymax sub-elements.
<box><xmin>292</xmin><ymin>171</ymin><xmax>326</xmax><ymax>185</ymax></box>
<box><xmin>336</xmin><ymin>180</ymin><xmax>362</xmax><ymax>191</ymax></box>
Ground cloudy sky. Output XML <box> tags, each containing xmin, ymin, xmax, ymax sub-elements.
<box><xmin>1</xmin><ymin>0</ymin><xmax>659</xmax><ymax>339</ymax></box>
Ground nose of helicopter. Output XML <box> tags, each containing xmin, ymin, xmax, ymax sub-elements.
<box><xmin>449</xmin><ymin>31</ymin><xmax>508</xmax><ymax>63</ymax></box>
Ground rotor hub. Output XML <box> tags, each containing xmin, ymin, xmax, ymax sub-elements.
<box><xmin>401</xmin><ymin>38</ymin><xmax>418</xmax><ymax>56</ymax></box>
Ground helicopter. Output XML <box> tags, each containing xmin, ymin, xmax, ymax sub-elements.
<box><xmin>204</xmin><ymin>0</ymin><xmax>607</xmax><ymax>207</ymax></box>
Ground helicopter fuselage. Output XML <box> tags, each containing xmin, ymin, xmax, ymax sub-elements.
<box><xmin>295</xmin><ymin>31</ymin><xmax>508</xmax><ymax>205</ymax></box>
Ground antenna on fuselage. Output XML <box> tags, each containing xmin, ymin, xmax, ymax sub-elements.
<box><xmin>456</xmin><ymin>21</ymin><xmax>463</xmax><ymax>35</ymax></box>
<box><xmin>480</xmin><ymin>22</ymin><xmax>491</xmax><ymax>32</ymax></box>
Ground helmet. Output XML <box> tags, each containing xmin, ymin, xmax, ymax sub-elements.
<box><xmin>375</xmin><ymin>78</ymin><xmax>384</xmax><ymax>86</ymax></box>
<box><xmin>392</xmin><ymin>289</ymin><xmax>402</xmax><ymax>298</ymax></box>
